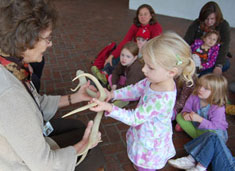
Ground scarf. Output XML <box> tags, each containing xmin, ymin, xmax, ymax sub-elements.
<box><xmin>0</xmin><ymin>55</ymin><xmax>30</xmax><ymax>81</ymax></box>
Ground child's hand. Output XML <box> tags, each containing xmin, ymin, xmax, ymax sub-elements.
<box><xmin>111</xmin><ymin>85</ymin><xmax>117</xmax><ymax>91</ymax></box>
<box><xmin>189</xmin><ymin>112</ymin><xmax>203</xmax><ymax>123</ymax></box>
<box><xmin>183</xmin><ymin>113</ymin><xmax>191</xmax><ymax>121</ymax></box>
<box><xmin>89</xmin><ymin>98</ymin><xmax>113</xmax><ymax>113</ymax></box>
<box><xmin>104</xmin><ymin>89</ymin><xmax>114</xmax><ymax>102</ymax></box>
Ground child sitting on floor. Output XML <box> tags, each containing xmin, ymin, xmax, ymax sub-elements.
<box><xmin>176</xmin><ymin>74</ymin><xmax>228</xmax><ymax>142</ymax></box>
<box><xmin>136</xmin><ymin>27</ymin><xmax>150</xmax><ymax>59</ymax></box>
<box><xmin>191</xmin><ymin>30</ymin><xmax>220</xmax><ymax>76</ymax></box>
<box><xmin>109</xmin><ymin>42</ymin><xmax>145</xmax><ymax>91</ymax></box>
<box><xmin>91</xmin><ymin>27</ymin><xmax>150</xmax><ymax>86</ymax></box>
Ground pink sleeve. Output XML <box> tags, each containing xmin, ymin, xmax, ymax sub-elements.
<box><xmin>191</xmin><ymin>39</ymin><xmax>203</xmax><ymax>53</ymax></box>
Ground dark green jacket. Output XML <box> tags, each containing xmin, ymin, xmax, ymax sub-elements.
<box><xmin>184</xmin><ymin>19</ymin><xmax>230</xmax><ymax>66</ymax></box>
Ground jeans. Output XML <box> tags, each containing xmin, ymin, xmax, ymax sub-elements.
<box><xmin>199</xmin><ymin>57</ymin><xmax>230</xmax><ymax>77</ymax></box>
<box><xmin>184</xmin><ymin>132</ymin><xmax>235</xmax><ymax>171</ymax></box>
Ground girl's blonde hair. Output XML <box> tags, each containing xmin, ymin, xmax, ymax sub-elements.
<box><xmin>142</xmin><ymin>31</ymin><xmax>195</xmax><ymax>86</ymax></box>
<box><xmin>193</xmin><ymin>74</ymin><xmax>228</xmax><ymax>106</ymax></box>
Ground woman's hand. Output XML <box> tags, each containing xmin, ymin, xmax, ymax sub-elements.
<box><xmin>104</xmin><ymin>55</ymin><xmax>114</xmax><ymax>66</ymax></box>
<box><xmin>89</xmin><ymin>98</ymin><xmax>113</xmax><ymax>113</ymax></box>
<box><xmin>73</xmin><ymin>81</ymin><xmax>98</xmax><ymax>102</ymax></box>
<box><xmin>213</xmin><ymin>66</ymin><xmax>222</xmax><ymax>75</ymax></box>
<box><xmin>73</xmin><ymin>121</ymin><xmax>101</xmax><ymax>154</ymax></box>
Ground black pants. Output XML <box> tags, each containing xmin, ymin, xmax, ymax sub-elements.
<box><xmin>49</xmin><ymin>118</ymin><xmax>86</xmax><ymax>147</ymax></box>
<box><xmin>49</xmin><ymin>118</ymin><xmax>105</xmax><ymax>170</ymax></box>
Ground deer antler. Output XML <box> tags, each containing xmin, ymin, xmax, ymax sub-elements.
<box><xmin>62</xmin><ymin>70</ymin><xmax>106</xmax><ymax>165</ymax></box>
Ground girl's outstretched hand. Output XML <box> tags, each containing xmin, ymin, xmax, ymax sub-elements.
<box><xmin>89</xmin><ymin>98</ymin><xmax>113</xmax><ymax>113</ymax></box>
<box><xmin>104</xmin><ymin>89</ymin><xmax>114</xmax><ymax>102</ymax></box>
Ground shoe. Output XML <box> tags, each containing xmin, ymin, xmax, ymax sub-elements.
<box><xmin>96</xmin><ymin>72</ymin><xmax>107</xmax><ymax>85</ymax></box>
<box><xmin>168</xmin><ymin>157</ymin><xmax>195</xmax><ymax>169</ymax></box>
<box><xmin>91</xmin><ymin>66</ymin><xmax>107</xmax><ymax>85</ymax></box>
<box><xmin>175</xmin><ymin>123</ymin><xmax>183</xmax><ymax>132</ymax></box>
<box><xmin>91</xmin><ymin>66</ymin><xmax>100</xmax><ymax>75</ymax></box>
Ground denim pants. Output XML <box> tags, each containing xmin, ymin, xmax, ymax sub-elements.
<box><xmin>184</xmin><ymin>132</ymin><xmax>235</xmax><ymax>171</ymax></box>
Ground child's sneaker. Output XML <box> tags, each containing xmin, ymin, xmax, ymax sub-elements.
<box><xmin>168</xmin><ymin>157</ymin><xmax>195</xmax><ymax>169</ymax></box>
<box><xmin>175</xmin><ymin>123</ymin><xmax>183</xmax><ymax>132</ymax></box>
<box><xmin>91</xmin><ymin>66</ymin><xmax>107</xmax><ymax>85</ymax></box>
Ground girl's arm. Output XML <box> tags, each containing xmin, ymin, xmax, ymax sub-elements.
<box><xmin>190</xmin><ymin>39</ymin><xmax>202</xmax><ymax>52</ymax></box>
<box><xmin>91</xmin><ymin>92</ymin><xmax>174</xmax><ymax>126</ymax></box>
<box><xmin>201</xmin><ymin>44</ymin><xmax>220</xmax><ymax>70</ymax></box>
<box><xmin>198</xmin><ymin>106</ymin><xmax>227</xmax><ymax>130</ymax></box>
<box><xmin>181</xmin><ymin>95</ymin><xmax>196</xmax><ymax>114</ymax></box>
<box><xmin>113</xmin><ymin>79</ymin><xmax>147</xmax><ymax>101</ymax></box>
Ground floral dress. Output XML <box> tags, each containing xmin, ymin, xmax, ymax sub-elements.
<box><xmin>106</xmin><ymin>78</ymin><xmax>176</xmax><ymax>169</ymax></box>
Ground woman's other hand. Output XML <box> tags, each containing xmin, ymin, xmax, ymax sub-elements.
<box><xmin>73</xmin><ymin>121</ymin><xmax>102</xmax><ymax>154</ymax></box>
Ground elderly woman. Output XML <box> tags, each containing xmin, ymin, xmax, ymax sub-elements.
<box><xmin>184</xmin><ymin>1</ymin><xmax>230</xmax><ymax>76</ymax></box>
<box><xmin>0</xmin><ymin>0</ymin><xmax>101</xmax><ymax>170</ymax></box>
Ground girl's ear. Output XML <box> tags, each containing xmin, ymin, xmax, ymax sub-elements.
<box><xmin>134</xmin><ymin>55</ymin><xmax>138</xmax><ymax>60</ymax></box>
<box><xmin>168</xmin><ymin>67</ymin><xmax>178</xmax><ymax>78</ymax></box>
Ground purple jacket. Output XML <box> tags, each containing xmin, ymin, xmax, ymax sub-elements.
<box><xmin>191</xmin><ymin>39</ymin><xmax>220</xmax><ymax>70</ymax></box>
<box><xmin>182</xmin><ymin>95</ymin><xmax>228</xmax><ymax>130</ymax></box>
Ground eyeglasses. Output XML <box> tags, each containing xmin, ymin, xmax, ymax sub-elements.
<box><xmin>40</xmin><ymin>35</ymin><xmax>53</xmax><ymax>44</ymax></box>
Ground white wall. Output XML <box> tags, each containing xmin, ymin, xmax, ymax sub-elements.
<box><xmin>129</xmin><ymin>0</ymin><xmax>235</xmax><ymax>28</ymax></box>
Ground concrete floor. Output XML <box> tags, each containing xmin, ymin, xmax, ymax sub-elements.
<box><xmin>40</xmin><ymin>0</ymin><xmax>235</xmax><ymax>170</ymax></box>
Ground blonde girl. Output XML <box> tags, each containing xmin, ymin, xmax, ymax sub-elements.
<box><xmin>90</xmin><ymin>31</ymin><xmax>195</xmax><ymax>170</ymax></box>
<box><xmin>176</xmin><ymin>73</ymin><xmax>228</xmax><ymax>142</ymax></box>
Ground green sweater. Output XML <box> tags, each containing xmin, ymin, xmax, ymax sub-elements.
<box><xmin>184</xmin><ymin>19</ymin><xmax>230</xmax><ymax>66</ymax></box>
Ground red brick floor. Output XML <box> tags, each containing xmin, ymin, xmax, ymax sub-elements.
<box><xmin>40</xmin><ymin>0</ymin><xmax>235</xmax><ymax>170</ymax></box>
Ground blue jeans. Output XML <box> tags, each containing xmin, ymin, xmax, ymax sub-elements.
<box><xmin>199</xmin><ymin>58</ymin><xmax>230</xmax><ymax>77</ymax></box>
<box><xmin>184</xmin><ymin>132</ymin><xmax>235</xmax><ymax>170</ymax></box>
